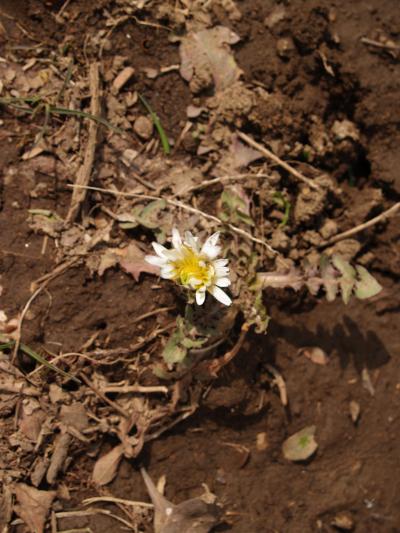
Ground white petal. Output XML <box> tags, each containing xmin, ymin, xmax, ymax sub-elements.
<box><xmin>215</xmin><ymin>266</ymin><xmax>229</xmax><ymax>276</ymax></box>
<box><xmin>160</xmin><ymin>266</ymin><xmax>175</xmax><ymax>279</ymax></box>
<box><xmin>188</xmin><ymin>277</ymin><xmax>202</xmax><ymax>287</ymax></box>
<box><xmin>196</xmin><ymin>289</ymin><xmax>206</xmax><ymax>305</ymax></box>
<box><xmin>215</xmin><ymin>277</ymin><xmax>231</xmax><ymax>287</ymax></box>
<box><xmin>210</xmin><ymin>286</ymin><xmax>232</xmax><ymax>306</ymax></box>
<box><xmin>201</xmin><ymin>232</ymin><xmax>221</xmax><ymax>259</ymax></box>
<box><xmin>172</xmin><ymin>227</ymin><xmax>182</xmax><ymax>249</ymax></box>
<box><xmin>152</xmin><ymin>242</ymin><xmax>168</xmax><ymax>257</ymax></box>
<box><xmin>184</xmin><ymin>231</ymin><xmax>199</xmax><ymax>252</ymax></box>
<box><xmin>145</xmin><ymin>255</ymin><xmax>165</xmax><ymax>267</ymax></box>
<box><xmin>214</xmin><ymin>258</ymin><xmax>229</xmax><ymax>267</ymax></box>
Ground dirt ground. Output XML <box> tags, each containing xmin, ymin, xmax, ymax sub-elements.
<box><xmin>0</xmin><ymin>1</ymin><xmax>399</xmax><ymax>532</ymax></box>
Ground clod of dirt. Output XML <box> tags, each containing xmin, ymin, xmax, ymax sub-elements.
<box><xmin>264</xmin><ymin>5</ymin><xmax>287</xmax><ymax>28</ymax></box>
<box><xmin>294</xmin><ymin>175</ymin><xmax>331</xmax><ymax>225</ymax></box>
<box><xmin>256</xmin><ymin>432</ymin><xmax>269</xmax><ymax>451</ymax></box>
<box><xmin>207</xmin><ymin>81</ymin><xmax>254</xmax><ymax>126</ymax></box>
<box><xmin>282</xmin><ymin>425</ymin><xmax>318</xmax><ymax>461</ymax></box>
<box><xmin>134</xmin><ymin>115</ymin><xmax>154</xmax><ymax>140</ymax></box>
<box><xmin>179</xmin><ymin>26</ymin><xmax>242</xmax><ymax>93</ymax></box>
<box><xmin>270</xmin><ymin>228</ymin><xmax>290</xmax><ymax>253</ymax></box>
<box><xmin>331</xmin><ymin>120</ymin><xmax>360</xmax><ymax>142</ymax></box>
<box><xmin>326</xmin><ymin>239</ymin><xmax>361</xmax><ymax>261</ymax></box>
<box><xmin>141</xmin><ymin>467</ymin><xmax>221</xmax><ymax>533</ymax></box>
<box><xmin>319</xmin><ymin>218</ymin><xmax>338</xmax><ymax>239</ymax></box>
<box><xmin>276</xmin><ymin>37</ymin><xmax>296</xmax><ymax>59</ymax></box>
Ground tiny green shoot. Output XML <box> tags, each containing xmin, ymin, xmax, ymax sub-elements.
<box><xmin>138</xmin><ymin>94</ymin><xmax>170</xmax><ymax>155</ymax></box>
<box><xmin>0</xmin><ymin>340</ymin><xmax>80</xmax><ymax>384</ymax></box>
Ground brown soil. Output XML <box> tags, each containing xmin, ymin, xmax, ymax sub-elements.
<box><xmin>1</xmin><ymin>1</ymin><xmax>399</xmax><ymax>532</ymax></box>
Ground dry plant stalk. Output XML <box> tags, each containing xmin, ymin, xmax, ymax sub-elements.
<box><xmin>66</xmin><ymin>63</ymin><xmax>100</xmax><ymax>222</ymax></box>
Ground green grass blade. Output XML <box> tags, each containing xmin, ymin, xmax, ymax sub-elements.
<box><xmin>50</xmin><ymin>106</ymin><xmax>125</xmax><ymax>134</ymax></box>
<box><xmin>138</xmin><ymin>94</ymin><xmax>170</xmax><ymax>154</ymax></box>
<box><xmin>0</xmin><ymin>340</ymin><xmax>81</xmax><ymax>384</ymax></box>
<box><xmin>20</xmin><ymin>343</ymin><xmax>81</xmax><ymax>383</ymax></box>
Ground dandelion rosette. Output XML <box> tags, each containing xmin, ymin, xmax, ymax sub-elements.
<box><xmin>145</xmin><ymin>228</ymin><xmax>232</xmax><ymax>306</ymax></box>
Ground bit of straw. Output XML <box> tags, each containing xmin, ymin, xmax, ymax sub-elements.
<box><xmin>237</xmin><ymin>131</ymin><xmax>321</xmax><ymax>191</ymax></box>
<box><xmin>67</xmin><ymin>184</ymin><xmax>286</xmax><ymax>261</ymax></box>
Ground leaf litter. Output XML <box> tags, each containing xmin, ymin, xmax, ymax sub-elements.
<box><xmin>0</xmin><ymin>0</ymin><xmax>390</xmax><ymax>531</ymax></box>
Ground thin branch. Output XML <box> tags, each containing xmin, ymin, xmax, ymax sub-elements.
<box><xmin>361</xmin><ymin>37</ymin><xmax>400</xmax><ymax>51</ymax></box>
<box><xmin>82</xmin><ymin>496</ymin><xmax>153</xmax><ymax>509</ymax></box>
<box><xmin>67</xmin><ymin>63</ymin><xmax>100</xmax><ymax>222</ymax></box>
<box><xmin>130</xmin><ymin>306</ymin><xmax>175</xmax><ymax>325</ymax></box>
<box><xmin>67</xmin><ymin>184</ymin><xmax>283</xmax><ymax>258</ymax></box>
<box><xmin>319</xmin><ymin>202</ymin><xmax>400</xmax><ymax>248</ymax></box>
<box><xmin>237</xmin><ymin>131</ymin><xmax>321</xmax><ymax>190</ymax></box>
<box><xmin>79</xmin><ymin>372</ymin><xmax>130</xmax><ymax>419</ymax></box>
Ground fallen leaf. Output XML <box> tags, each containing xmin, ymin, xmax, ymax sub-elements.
<box><xmin>282</xmin><ymin>425</ymin><xmax>318</xmax><ymax>461</ymax></box>
<box><xmin>230</xmin><ymin>136</ymin><xmax>262</xmax><ymax>169</ymax></box>
<box><xmin>46</xmin><ymin>433</ymin><xmax>72</xmax><ymax>484</ymax></box>
<box><xmin>298</xmin><ymin>346</ymin><xmax>329</xmax><ymax>365</ymax></box>
<box><xmin>141</xmin><ymin>468</ymin><xmax>221</xmax><ymax>533</ymax></box>
<box><xmin>180</xmin><ymin>26</ymin><xmax>242</xmax><ymax>93</ymax></box>
<box><xmin>14</xmin><ymin>483</ymin><xmax>56</xmax><ymax>533</ymax></box>
<box><xmin>91</xmin><ymin>242</ymin><xmax>160</xmax><ymax>280</ymax></box>
<box><xmin>18</xmin><ymin>399</ymin><xmax>46</xmax><ymax>441</ymax></box>
<box><xmin>117</xmin><ymin>242</ymin><xmax>160</xmax><ymax>281</ymax></box>
<box><xmin>92</xmin><ymin>443</ymin><xmax>124</xmax><ymax>486</ymax></box>
<box><xmin>60</xmin><ymin>403</ymin><xmax>89</xmax><ymax>432</ymax></box>
<box><xmin>0</xmin><ymin>485</ymin><xmax>12</xmax><ymax>532</ymax></box>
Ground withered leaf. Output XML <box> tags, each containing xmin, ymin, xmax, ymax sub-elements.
<box><xmin>92</xmin><ymin>443</ymin><xmax>124</xmax><ymax>486</ymax></box>
<box><xmin>14</xmin><ymin>483</ymin><xmax>56</xmax><ymax>533</ymax></box>
<box><xmin>180</xmin><ymin>26</ymin><xmax>241</xmax><ymax>93</ymax></box>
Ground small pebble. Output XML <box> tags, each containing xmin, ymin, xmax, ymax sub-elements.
<box><xmin>331</xmin><ymin>512</ymin><xmax>355</xmax><ymax>531</ymax></box>
<box><xmin>256</xmin><ymin>432</ymin><xmax>269</xmax><ymax>451</ymax></box>
<box><xmin>133</xmin><ymin>116</ymin><xmax>153</xmax><ymax>140</ymax></box>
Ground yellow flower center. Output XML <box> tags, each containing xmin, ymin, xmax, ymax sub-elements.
<box><xmin>172</xmin><ymin>246</ymin><xmax>214</xmax><ymax>288</ymax></box>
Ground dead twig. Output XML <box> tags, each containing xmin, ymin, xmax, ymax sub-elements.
<box><xmin>207</xmin><ymin>323</ymin><xmax>249</xmax><ymax>376</ymax></box>
<box><xmin>66</xmin><ymin>63</ymin><xmax>100</xmax><ymax>222</ymax></box>
<box><xmin>237</xmin><ymin>131</ymin><xmax>321</xmax><ymax>191</ymax></box>
<box><xmin>67</xmin><ymin>184</ymin><xmax>283</xmax><ymax>258</ymax></box>
<box><xmin>130</xmin><ymin>306</ymin><xmax>175</xmax><ymax>325</ymax></box>
<box><xmin>82</xmin><ymin>496</ymin><xmax>153</xmax><ymax>509</ymax></box>
<box><xmin>361</xmin><ymin>37</ymin><xmax>400</xmax><ymax>51</ymax></box>
<box><xmin>79</xmin><ymin>372</ymin><xmax>130</xmax><ymax>419</ymax></box>
<box><xmin>318</xmin><ymin>201</ymin><xmax>400</xmax><ymax>248</ymax></box>
<box><xmin>100</xmin><ymin>384</ymin><xmax>169</xmax><ymax>395</ymax></box>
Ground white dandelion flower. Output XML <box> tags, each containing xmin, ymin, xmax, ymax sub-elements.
<box><xmin>145</xmin><ymin>228</ymin><xmax>232</xmax><ymax>306</ymax></box>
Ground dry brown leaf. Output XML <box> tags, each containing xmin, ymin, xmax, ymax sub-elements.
<box><xmin>18</xmin><ymin>399</ymin><xmax>46</xmax><ymax>441</ymax></box>
<box><xmin>0</xmin><ymin>485</ymin><xmax>12</xmax><ymax>532</ymax></box>
<box><xmin>179</xmin><ymin>26</ymin><xmax>242</xmax><ymax>93</ymax></box>
<box><xmin>141</xmin><ymin>468</ymin><xmax>221</xmax><ymax>533</ymax></box>
<box><xmin>230</xmin><ymin>136</ymin><xmax>263</xmax><ymax>169</ymax></box>
<box><xmin>92</xmin><ymin>443</ymin><xmax>124</xmax><ymax>486</ymax></box>
<box><xmin>13</xmin><ymin>483</ymin><xmax>56</xmax><ymax>533</ymax></box>
<box><xmin>115</xmin><ymin>242</ymin><xmax>160</xmax><ymax>281</ymax></box>
<box><xmin>89</xmin><ymin>241</ymin><xmax>160</xmax><ymax>280</ymax></box>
